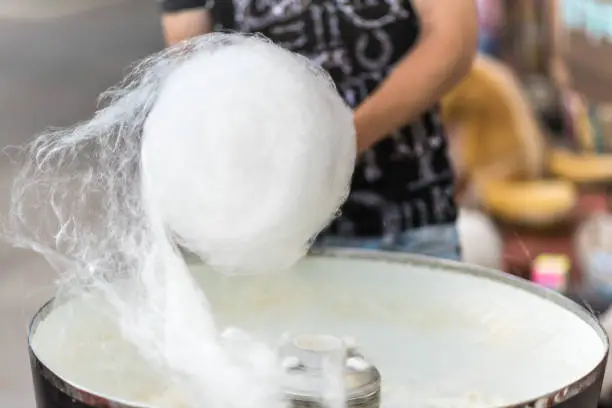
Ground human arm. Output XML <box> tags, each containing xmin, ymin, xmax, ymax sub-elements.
<box><xmin>159</xmin><ymin>0</ymin><xmax>213</xmax><ymax>46</ymax></box>
<box><xmin>354</xmin><ymin>0</ymin><xmax>479</xmax><ymax>152</ymax></box>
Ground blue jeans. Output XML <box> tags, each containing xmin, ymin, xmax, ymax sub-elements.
<box><xmin>316</xmin><ymin>223</ymin><xmax>462</xmax><ymax>261</ymax></box>
<box><xmin>478</xmin><ymin>34</ymin><xmax>500</xmax><ymax>57</ymax></box>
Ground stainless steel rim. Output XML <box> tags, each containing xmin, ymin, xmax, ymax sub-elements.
<box><xmin>28</xmin><ymin>249</ymin><xmax>609</xmax><ymax>408</ymax></box>
<box><xmin>28</xmin><ymin>297</ymin><xmax>149</xmax><ymax>408</ymax></box>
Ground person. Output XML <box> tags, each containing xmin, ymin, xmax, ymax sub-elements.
<box><xmin>158</xmin><ymin>0</ymin><xmax>478</xmax><ymax>261</ymax></box>
<box><xmin>476</xmin><ymin>0</ymin><xmax>503</xmax><ymax>57</ymax></box>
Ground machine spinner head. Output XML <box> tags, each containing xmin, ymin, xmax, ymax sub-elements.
<box><xmin>280</xmin><ymin>334</ymin><xmax>381</xmax><ymax>408</ymax></box>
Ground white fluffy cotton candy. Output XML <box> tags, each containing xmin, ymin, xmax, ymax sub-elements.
<box><xmin>6</xmin><ymin>33</ymin><xmax>355</xmax><ymax>408</ymax></box>
<box><xmin>141</xmin><ymin>35</ymin><xmax>356</xmax><ymax>274</ymax></box>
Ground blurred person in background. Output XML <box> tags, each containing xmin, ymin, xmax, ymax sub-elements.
<box><xmin>159</xmin><ymin>0</ymin><xmax>478</xmax><ymax>260</ymax></box>
<box><xmin>476</xmin><ymin>0</ymin><xmax>503</xmax><ymax>57</ymax></box>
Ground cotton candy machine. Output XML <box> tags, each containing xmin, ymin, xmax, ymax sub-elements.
<box><xmin>28</xmin><ymin>250</ymin><xmax>608</xmax><ymax>408</ymax></box>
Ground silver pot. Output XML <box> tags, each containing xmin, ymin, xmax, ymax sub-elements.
<box><xmin>28</xmin><ymin>250</ymin><xmax>608</xmax><ymax>408</ymax></box>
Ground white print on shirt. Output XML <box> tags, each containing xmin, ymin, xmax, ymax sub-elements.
<box><xmin>391</xmin><ymin>130</ymin><xmax>411</xmax><ymax>159</ymax></box>
<box><xmin>410</xmin><ymin>120</ymin><xmax>438</xmax><ymax>185</ymax></box>
<box><xmin>229</xmin><ymin>0</ymin><xmax>453</xmax><ymax>232</ymax></box>
<box><xmin>362</xmin><ymin>150</ymin><xmax>382</xmax><ymax>182</ymax></box>
<box><xmin>348</xmin><ymin>191</ymin><xmax>402</xmax><ymax>244</ymax></box>
<box><xmin>336</xmin><ymin>0</ymin><xmax>410</xmax><ymax>29</ymax></box>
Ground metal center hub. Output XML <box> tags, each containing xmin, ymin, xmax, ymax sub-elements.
<box><xmin>293</xmin><ymin>334</ymin><xmax>344</xmax><ymax>353</ymax></box>
<box><xmin>279</xmin><ymin>334</ymin><xmax>381</xmax><ymax>408</ymax></box>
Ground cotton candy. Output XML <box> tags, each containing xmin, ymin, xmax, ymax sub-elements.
<box><xmin>141</xmin><ymin>35</ymin><xmax>356</xmax><ymax>274</ymax></box>
<box><xmin>6</xmin><ymin>33</ymin><xmax>356</xmax><ymax>408</ymax></box>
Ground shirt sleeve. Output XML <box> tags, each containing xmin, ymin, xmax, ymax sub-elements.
<box><xmin>159</xmin><ymin>0</ymin><xmax>213</xmax><ymax>13</ymax></box>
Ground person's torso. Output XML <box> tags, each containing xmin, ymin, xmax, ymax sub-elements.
<box><xmin>209</xmin><ymin>0</ymin><xmax>457</xmax><ymax>237</ymax></box>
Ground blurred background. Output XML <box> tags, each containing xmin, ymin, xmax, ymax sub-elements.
<box><xmin>450</xmin><ymin>0</ymin><xmax>612</xmax><ymax>310</ymax></box>
<box><xmin>0</xmin><ymin>0</ymin><xmax>162</xmax><ymax>405</ymax></box>
<box><xmin>1</xmin><ymin>0</ymin><xmax>612</xmax><ymax>406</ymax></box>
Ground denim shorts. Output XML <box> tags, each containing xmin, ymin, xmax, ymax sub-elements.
<box><xmin>315</xmin><ymin>223</ymin><xmax>462</xmax><ymax>261</ymax></box>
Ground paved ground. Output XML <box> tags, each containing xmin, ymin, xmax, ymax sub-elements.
<box><xmin>0</xmin><ymin>1</ymin><xmax>163</xmax><ymax>406</ymax></box>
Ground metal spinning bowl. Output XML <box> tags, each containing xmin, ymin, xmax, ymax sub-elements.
<box><xmin>28</xmin><ymin>250</ymin><xmax>608</xmax><ymax>408</ymax></box>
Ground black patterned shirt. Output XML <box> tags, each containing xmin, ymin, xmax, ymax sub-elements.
<box><xmin>160</xmin><ymin>0</ymin><xmax>458</xmax><ymax>239</ymax></box>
